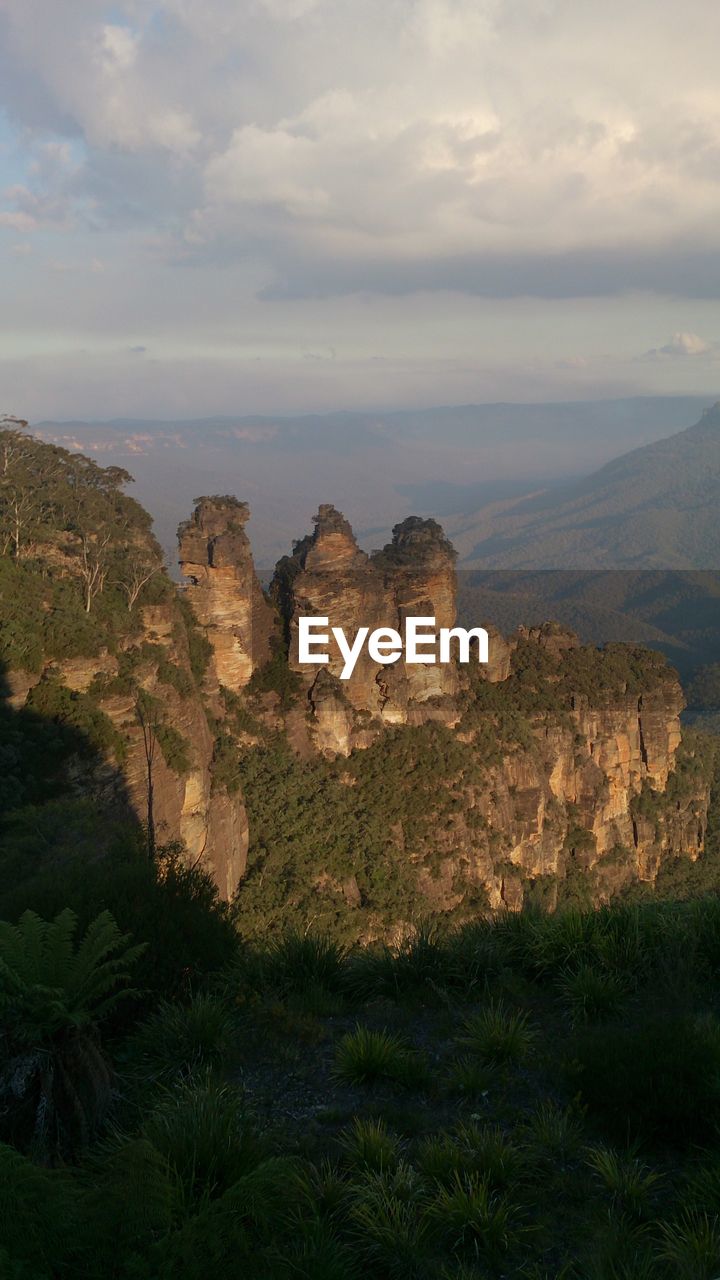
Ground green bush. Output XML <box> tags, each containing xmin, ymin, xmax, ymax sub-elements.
<box><xmin>126</xmin><ymin>993</ymin><xmax>237</xmax><ymax>1081</ymax></box>
<box><xmin>141</xmin><ymin>1076</ymin><xmax>265</xmax><ymax>1208</ymax></box>
<box><xmin>425</xmin><ymin>1171</ymin><xmax>522</xmax><ymax>1261</ymax></box>
<box><xmin>0</xmin><ymin>1142</ymin><xmax>78</xmax><ymax>1270</ymax></box>
<box><xmin>155</xmin><ymin>722</ymin><xmax>193</xmax><ymax>775</ymax></box>
<box><xmin>333</xmin><ymin>1026</ymin><xmax>427</xmax><ymax>1088</ymax></box>
<box><xmin>559</xmin><ymin>963</ymin><xmax>627</xmax><ymax>1023</ymax></box>
<box><xmin>26</xmin><ymin>676</ymin><xmax>125</xmax><ymax>761</ymax></box>
<box><xmin>339</xmin><ymin>1117</ymin><xmax>403</xmax><ymax>1173</ymax></box>
<box><xmin>458</xmin><ymin>1000</ymin><xmax>536</xmax><ymax>1066</ymax></box>
<box><xmin>0</xmin><ymin>836</ymin><xmax>238</xmax><ymax>1015</ymax></box>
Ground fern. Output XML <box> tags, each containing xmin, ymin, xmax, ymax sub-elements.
<box><xmin>0</xmin><ymin>909</ymin><xmax>144</xmax><ymax>1042</ymax></box>
<box><xmin>0</xmin><ymin>909</ymin><xmax>145</xmax><ymax>1158</ymax></box>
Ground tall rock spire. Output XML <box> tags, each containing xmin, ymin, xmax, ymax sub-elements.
<box><xmin>178</xmin><ymin>496</ymin><xmax>277</xmax><ymax>691</ymax></box>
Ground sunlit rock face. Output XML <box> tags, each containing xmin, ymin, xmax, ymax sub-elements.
<box><xmin>272</xmin><ymin>506</ymin><xmax>462</xmax><ymax>754</ymax></box>
<box><xmin>163</xmin><ymin>496</ymin><xmax>707</xmax><ymax>913</ymax></box>
<box><xmin>178</xmin><ymin>497</ymin><xmax>276</xmax><ymax>692</ymax></box>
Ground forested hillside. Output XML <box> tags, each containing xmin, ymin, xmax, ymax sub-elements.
<box><xmin>450</xmin><ymin>403</ymin><xmax>720</xmax><ymax>570</ymax></box>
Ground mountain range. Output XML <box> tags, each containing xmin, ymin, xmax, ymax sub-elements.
<box><xmin>33</xmin><ymin>395</ymin><xmax>709</xmax><ymax>570</ymax></box>
<box><xmin>449</xmin><ymin>402</ymin><xmax>720</xmax><ymax>570</ymax></box>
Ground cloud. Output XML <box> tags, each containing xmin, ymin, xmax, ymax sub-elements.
<box><xmin>0</xmin><ymin>209</ymin><xmax>37</xmax><ymax>231</ymax></box>
<box><xmin>1</xmin><ymin>0</ymin><xmax>720</xmax><ymax>299</ymax></box>
<box><xmin>643</xmin><ymin>331</ymin><xmax>716</xmax><ymax>359</ymax></box>
<box><xmin>3</xmin><ymin>0</ymin><xmax>720</xmax><ymax>418</ymax></box>
<box><xmin>659</xmin><ymin>332</ymin><xmax>711</xmax><ymax>356</ymax></box>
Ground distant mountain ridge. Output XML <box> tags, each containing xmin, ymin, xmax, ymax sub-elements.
<box><xmin>33</xmin><ymin>395</ymin><xmax>709</xmax><ymax>569</ymax></box>
<box><xmin>451</xmin><ymin>402</ymin><xmax>720</xmax><ymax>570</ymax></box>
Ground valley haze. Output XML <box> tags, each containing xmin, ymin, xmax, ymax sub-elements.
<box><xmin>33</xmin><ymin>395</ymin><xmax>713</xmax><ymax>568</ymax></box>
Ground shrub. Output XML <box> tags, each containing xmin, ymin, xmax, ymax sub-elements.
<box><xmin>585</xmin><ymin>1145</ymin><xmax>663</xmax><ymax>1219</ymax></box>
<box><xmin>155</xmin><ymin>722</ymin><xmax>193</xmax><ymax>775</ymax></box>
<box><xmin>126</xmin><ymin>993</ymin><xmax>237</xmax><ymax>1081</ymax></box>
<box><xmin>177</xmin><ymin>593</ymin><xmax>213</xmax><ymax>682</ymax></box>
<box><xmin>25</xmin><ymin>676</ymin><xmax>125</xmax><ymax>761</ymax></box>
<box><xmin>151</xmin><ymin>1155</ymin><xmax>304</xmax><ymax>1278</ymax></box>
<box><xmin>0</xmin><ymin>1142</ymin><xmax>77</xmax><ymax>1270</ymax></box>
<box><xmin>425</xmin><ymin>1172</ymin><xmax>521</xmax><ymax>1261</ymax></box>
<box><xmin>77</xmin><ymin>1138</ymin><xmax>176</xmax><ymax>1266</ymax></box>
<box><xmin>261</xmin><ymin>930</ymin><xmax>347</xmax><ymax>998</ymax></box>
<box><xmin>339</xmin><ymin>1117</ymin><xmax>403</xmax><ymax>1173</ymax></box>
<box><xmin>446</xmin><ymin>1054</ymin><xmax>497</xmax><ymax>1100</ymax></box>
<box><xmin>682</xmin><ymin>1158</ymin><xmax>720</xmax><ymax>1215</ymax></box>
<box><xmin>0</xmin><ymin>841</ymin><xmax>239</xmax><ymax>1013</ymax></box>
<box><xmin>333</xmin><ymin>1026</ymin><xmax>427</xmax><ymax>1088</ymax></box>
<box><xmin>141</xmin><ymin>1076</ymin><xmax>265</xmax><ymax>1208</ymax></box>
<box><xmin>343</xmin><ymin>923</ymin><xmax>454</xmax><ymax>1004</ymax></box>
<box><xmin>657</xmin><ymin>1210</ymin><xmax>720</xmax><ymax>1280</ymax></box>
<box><xmin>247</xmin><ymin>639</ymin><xmax>301</xmax><ymax>709</ymax></box>
<box><xmin>559</xmin><ymin>963</ymin><xmax>626</xmax><ymax>1023</ymax></box>
<box><xmin>458</xmin><ymin>1000</ymin><xmax>536</xmax><ymax>1066</ymax></box>
<box><xmin>415</xmin><ymin>1134</ymin><xmax>467</xmax><ymax>1187</ymax></box>
<box><xmin>348</xmin><ymin>1163</ymin><xmax>429</xmax><ymax>1277</ymax></box>
<box><xmin>455</xmin><ymin>1122</ymin><xmax>525</xmax><ymax>1192</ymax></box>
<box><xmin>522</xmin><ymin>1100</ymin><xmax>584</xmax><ymax>1167</ymax></box>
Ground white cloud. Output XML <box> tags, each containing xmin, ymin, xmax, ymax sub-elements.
<box><xmin>661</xmin><ymin>332</ymin><xmax>712</xmax><ymax>356</ymax></box>
<box><xmin>643</xmin><ymin>332</ymin><xmax>716</xmax><ymax>359</ymax></box>
<box><xmin>99</xmin><ymin>24</ymin><xmax>139</xmax><ymax>75</ymax></box>
<box><xmin>1</xmin><ymin>0</ymin><xmax>719</xmax><ymax>262</ymax></box>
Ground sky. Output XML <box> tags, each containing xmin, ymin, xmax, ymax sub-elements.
<box><xmin>2</xmin><ymin>0</ymin><xmax>720</xmax><ymax>420</ymax></box>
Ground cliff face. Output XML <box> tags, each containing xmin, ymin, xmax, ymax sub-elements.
<box><xmin>449</xmin><ymin>672</ymin><xmax>702</xmax><ymax>913</ymax></box>
<box><xmin>2</xmin><ymin>424</ymin><xmax>712</xmax><ymax>924</ymax></box>
<box><xmin>178</xmin><ymin>497</ymin><xmax>276</xmax><ymax>693</ymax></box>
<box><xmin>5</xmin><ymin>598</ymin><xmax>249</xmax><ymax>900</ymax></box>
<box><xmin>272</xmin><ymin>506</ymin><xmax>461</xmax><ymax>754</ymax></box>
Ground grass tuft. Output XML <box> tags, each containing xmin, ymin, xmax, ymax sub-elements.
<box><xmin>339</xmin><ymin>1117</ymin><xmax>403</xmax><ymax>1173</ymax></box>
<box><xmin>458</xmin><ymin>999</ymin><xmax>536</xmax><ymax>1066</ymax></box>
<box><xmin>333</xmin><ymin>1025</ymin><xmax>428</xmax><ymax>1088</ymax></box>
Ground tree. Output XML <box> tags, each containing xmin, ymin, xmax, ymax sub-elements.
<box><xmin>136</xmin><ymin>692</ymin><xmax>161</xmax><ymax>861</ymax></box>
<box><xmin>0</xmin><ymin>415</ymin><xmax>29</xmax><ymax>476</ymax></box>
<box><xmin>0</xmin><ymin>909</ymin><xmax>144</xmax><ymax>1160</ymax></box>
<box><xmin>115</xmin><ymin>545</ymin><xmax>160</xmax><ymax>611</ymax></box>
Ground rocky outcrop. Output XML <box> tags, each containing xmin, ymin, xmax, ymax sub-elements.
<box><xmin>273</xmin><ymin>506</ymin><xmax>462</xmax><ymax>753</ymax></box>
<box><xmin>405</xmin><ymin>639</ymin><xmax>709</xmax><ymax>914</ymax></box>
<box><xmin>8</xmin><ymin>472</ymin><xmax>709</xmax><ymax>917</ymax></box>
<box><xmin>7</xmin><ymin>597</ymin><xmax>249</xmax><ymax>900</ymax></box>
<box><xmin>99</xmin><ymin>600</ymin><xmax>248</xmax><ymax>899</ymax></box>
<box><xmin>178</xmin><ymin>497</ymin><xmax>276</xmax><ymax>692</ymax></box>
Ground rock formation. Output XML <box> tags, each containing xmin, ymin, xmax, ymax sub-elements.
<box><xmin>271</xmin><ymin>506</ymin><xmax>462</xmax><ymax>753</ymax></box>
<box><xmin>3</xmin><ymin>430</ymin><xmax>712</xmax><ymax>920</ymax></box>
<box><xmin>6</xmin><ymin>597</ymin><xmax>250</xmax><ymax>900</ymax></box>
<box><xmin>178</xmin><ymin>496</ymin><xmax>276</xmax><ymax>692</ymax></box>
<box><xmin>448</xmin><ymin>662</ymin><xmax>701</xmax><ymax>912</ymax></box>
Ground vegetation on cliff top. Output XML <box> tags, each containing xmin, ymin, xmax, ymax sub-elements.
<box><xmin>0</xmin><ymin>419</ymin><xmax>171</xmax><ymax>669</ymax></box>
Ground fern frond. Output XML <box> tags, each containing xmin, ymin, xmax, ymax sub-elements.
<box><xmin>42</xmin><ymin>909</ymin><xmax>79</xmax><ymax>989</ymax></box>
<box><xmin>67</xmin><ymin>910</ymin><xmax>146</xmax><ymax>1018</ymax></box>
